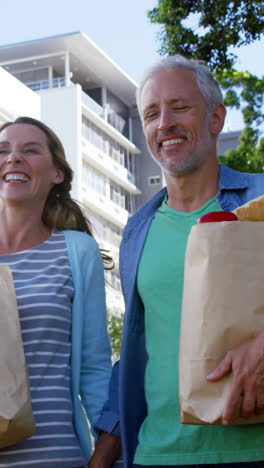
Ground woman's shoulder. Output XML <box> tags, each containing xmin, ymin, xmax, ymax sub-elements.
<box><xmin>63</xmin><ymin>230</ymin><xmax>99</xmax><ymax>254</ymax></box>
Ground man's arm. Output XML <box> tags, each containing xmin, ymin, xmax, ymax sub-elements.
<box><xmin>207</xmin><ymin>329</ymin><xmax>264</xmax><ymax>424</ymax></box>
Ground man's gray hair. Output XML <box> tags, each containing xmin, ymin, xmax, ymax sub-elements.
<box><xmin>136</xmin><ymin>54</ymin><xmax>223</xmax><ymax>119</ymax></box>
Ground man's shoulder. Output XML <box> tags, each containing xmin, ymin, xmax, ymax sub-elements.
<box><xmin>219</xmin><ymin>164</ymin><xmax>264</xmax><ymax>210</ymax></box>
<box><xmin>220</xmin><ymin>164</ymin><xmax>264</xmax><ymax>189</ymax></box>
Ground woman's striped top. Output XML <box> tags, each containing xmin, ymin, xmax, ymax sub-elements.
<box><xmin>0</xmin><ymin>231</ymin><xmax>86</xmax><ymax>468</ymax></box>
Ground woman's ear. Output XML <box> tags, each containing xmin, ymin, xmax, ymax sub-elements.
<box><xmin>209</xmin><ymin>103</ymin><xmax>227</xmax><ymax>135</ymax></box>
<box><xmin>53</xmin><ymin>168</ymin><xmax>65</xmax><ymax>185</ymax></box>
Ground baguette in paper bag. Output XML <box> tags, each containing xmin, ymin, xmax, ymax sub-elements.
<box><xmin>0</xmin><ymin>265</ymin><xmax>35</xmax><ymax>447</ymax></box>
<box><xmin>179</xmin><ymin>208</ymin><xmax>264</xmax><ymax>425</ymax></box>
<box><xmin>233</xmin><ymin>195</ymin><xmax>264</xmax><ymax>221</ymax></box>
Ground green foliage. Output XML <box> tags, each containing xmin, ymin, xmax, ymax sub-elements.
<box><xmin>217</xmin><ymin>69</ymin><xmax>264</xmax><ymax>172</ymax></box>
<box><xmin>108</xmin><ymin>313</ymin><xmax>124</xmax><ymax>362</ymax></box>
<box><xmin>218</xmin><ymin>134</ymin><xmax>264</xmax><ymax>173</ymax></box>
<box><xmin>148</xmin><ymin>0</ymin><xmax>264</xmax><ymax>72</ymax></box>
<box><xmin>147</xmin><ymin>0</ymin><xmax>264</xmax><ymax>173</ymax></box>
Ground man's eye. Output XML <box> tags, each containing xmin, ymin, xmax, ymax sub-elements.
<box><xmin>144</xmin><ymin>112</ymin><xmax>158</xmax><ymax>120</ymax></box>
<box><xmin>173</xmin><ymin>106</ymin><xmax>188</xmax><ymax>111</ymax></box>
<box><xmin>0</xmin><ymin>149</ymin><xmax>8</xmax><ymax>155</ymax></box>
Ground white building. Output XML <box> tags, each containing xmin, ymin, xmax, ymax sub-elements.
<box><xmin>0</xmin><ymin>66</ymin><xmax>40</xmax><ymax>125</ymax></box>
<box><xmin>0</xmin><ymin>32</ymin><xmax>147</xmax><ymax>314</ymax></box>
<box><xmin>0</xmin><ymin>31</ymin><xmax>242</xmax><ymax>314</ymax></box>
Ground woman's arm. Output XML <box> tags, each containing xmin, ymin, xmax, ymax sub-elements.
<box><xmin>79</xmin><ymin>240</ymin><xmax>112</xmax><ymax>429</ymax></box>
<box><xmin>90</xmin><ymin>361</ymin><xmax>122</xmax><ymax>468</ymax></box>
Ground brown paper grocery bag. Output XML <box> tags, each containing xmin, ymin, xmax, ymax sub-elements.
<box><xmin>0</xmin><ymin>265</ymin><xmax>35</xmax><ymax>447</ymax></box>
<box><xmin>179</xmin><ymin>221</ymin><xmax>264</xmax><ymax>425</ymax></box>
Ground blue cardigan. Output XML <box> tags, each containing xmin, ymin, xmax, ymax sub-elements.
<box><xmin>64</xmin><ymin>230</ymin><xmax>112</xmax><ymax>462</ymax></box>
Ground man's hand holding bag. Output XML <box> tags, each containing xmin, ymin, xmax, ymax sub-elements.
<box><xmin>179</xmin><ymin>196</ymin><xmax>264</xmax><ymax>426</ymax></box>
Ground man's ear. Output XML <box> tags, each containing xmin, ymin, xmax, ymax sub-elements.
<box><xmin>209</xmin><ymin>103</ymin><xmax>227</xmax><ymax>135</ymax></box>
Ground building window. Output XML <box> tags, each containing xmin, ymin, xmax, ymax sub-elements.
<box><xmin>83</xmin><ymin>164</ymin><xmax>135</xmax><ymax>214</ymax></box>
<box><xmin>110</xmin><ymin>182</ymin><xmax>134</xmax><ymax>213</ymax></box>
<box><xmin>83</xmin><ymin>164</ymin><xmax>107</xmax><ymax>196</ymax></box>
<box><xmin>110</xmin><ymin>182</ymin><xmax>126</xmax><ymax>209</ymax></box>
<box><xmin>87</xmin><ymin>213</ymin><xmax>122</xmax><ymax>248</ymax></box>
<box><xmin>82</xmin><ymin>117</ymin><xmax>135</xmax><ymax>180</ymax></box>
<box><xmin>148</xmin><ymin>175</ymin><xmax>161</xmax><ymax>185</ymax></box>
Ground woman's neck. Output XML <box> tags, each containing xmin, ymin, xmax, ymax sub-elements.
<box><xmin>0</xmin><ymin>205</ymin><xmax>51</xmax><ymax>254</ymax></box>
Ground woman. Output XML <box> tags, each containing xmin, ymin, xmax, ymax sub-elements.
<box><xmin>0</xmin><ymin>116</ymin><xmax>112</xmax><ymax>468</ymax></box>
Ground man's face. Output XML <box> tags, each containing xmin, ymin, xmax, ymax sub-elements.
<box><xmin>141</xmin><ymin>69</ymin><xmax>222</xmax><ymax>177</ymax></box>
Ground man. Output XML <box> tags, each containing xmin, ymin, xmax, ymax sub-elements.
<box><xmin>90</xmin><ymin>55</ymin><xmax>264</xmax><ymax>468</ymax></box>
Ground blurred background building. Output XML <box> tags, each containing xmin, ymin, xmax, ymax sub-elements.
<box><xmin>0</xmin><ymin>31</ymin><xmax>241</xmax><ymax>315</ymax></box>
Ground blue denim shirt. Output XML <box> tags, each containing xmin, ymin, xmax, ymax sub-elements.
<box><xmin>96</xmin><ymin>164</ymin><xmax>264</xmax><ymax>468</ymax></box>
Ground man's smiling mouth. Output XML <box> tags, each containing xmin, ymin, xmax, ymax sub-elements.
<box><xmin>161</xmin><ymin>138</ymin><xmax>185</xmax><ymax>147</ymax></box>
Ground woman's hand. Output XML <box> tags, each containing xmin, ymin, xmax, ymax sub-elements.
<box><xmin>88</xmin><ymin>432</ymin><xmax>122</xmax><ymax>468</ymax></box>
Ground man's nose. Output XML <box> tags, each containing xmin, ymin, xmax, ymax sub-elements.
<box><xmin>157</xmin><ymin>109</ymin><xmax>174</xmax><ymax>130</ymax></box>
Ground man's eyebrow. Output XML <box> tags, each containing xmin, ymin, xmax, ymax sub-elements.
<box><xmin>168</xmin><ymin>98</ymin><xmax>189</xmax><ymax>105</ymax></box>
<box><xmin>143</xmin><ymin>104</ymin><xmax>158</xmax><ymax>114</ymax></box>
<box><xmin>143</xmin><ymin>98</ymin><xmax>188</xmax><ymax>112</ymax></box>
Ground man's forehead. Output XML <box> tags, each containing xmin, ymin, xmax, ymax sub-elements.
<box><xmin>141</xmin><ymin>69</ymin><xmax>199</xmax><ymax>106</ymax></box>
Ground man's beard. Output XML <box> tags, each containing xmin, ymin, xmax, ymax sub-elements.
<box><xmin>151</xmin><ymin>149</ymin><xmax>206</xmax><ymax>177</ymax></box>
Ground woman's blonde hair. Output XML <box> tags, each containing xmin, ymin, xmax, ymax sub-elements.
<box><xmin>0</xmin><ymin>116</ymin><xmax>113</xmax><ymax>268</ymax></box>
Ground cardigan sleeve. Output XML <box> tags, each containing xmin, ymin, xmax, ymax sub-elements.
<box><xmin>94</xmin><ymin>360</ymin><xmax>121</xmax><ymax>436</ymax></box>
<box><xmin>78</xmin><ymin>239</ymin><xmax>112</xmax><ymax>429</ymax></box>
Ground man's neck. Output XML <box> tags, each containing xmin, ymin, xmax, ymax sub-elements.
<box><xmin>165</xmin><ymin>159</ymin><xmax>220</xmax><ymax>213</ymax></box>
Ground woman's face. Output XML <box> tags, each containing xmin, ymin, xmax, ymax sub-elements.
<box><xmin>0</xmin><ymin>123</ymin><xmax>64</xmax><ymax>207</ymax></box>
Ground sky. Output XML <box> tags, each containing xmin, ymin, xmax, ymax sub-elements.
<box><xmin>1</xmin><ymin>0</ymin><xmax>263</xmax><ymax>132</ymax></box>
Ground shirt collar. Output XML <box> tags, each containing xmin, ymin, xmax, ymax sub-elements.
<box><xmin>218</xmin><ymin>164</ymin><xmax>248</xmax><ymax>191</ymax></box>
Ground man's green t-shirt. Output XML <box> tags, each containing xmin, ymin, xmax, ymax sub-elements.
<box><xmin>134</xmin><ymin>197</ymin><xmax>264</xmax><ymax>465</ymax></box>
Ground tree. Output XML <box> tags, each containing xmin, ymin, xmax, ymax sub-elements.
<box><xmin>148</xmin><ymin>0</ymin><xmax>264</xmax><ymax>172</ymax></box>
<box><xmin>108</xmin><ymin>313</ymin><xmax>123</xmax><ymax>362</ymax></box>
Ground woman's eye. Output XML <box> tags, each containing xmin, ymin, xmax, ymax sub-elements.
<box><xmin>24</xmin><ymin>149</ymin><xmax>38</xmax><ymax>155</ymax></box>
<box><xmin>0</xmin><ymin>149</ymin><xmax>8</xmax><ymax>156</ymax></box>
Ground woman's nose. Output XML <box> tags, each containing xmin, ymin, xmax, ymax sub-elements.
<box><xmin>6</xmin><ymin>151</ymin><xmax>22</xmax><ymax>164</ymax></box>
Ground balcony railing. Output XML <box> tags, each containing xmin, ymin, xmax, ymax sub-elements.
<box><xmin>107</xmin><ymin>111</ymin><xmax>126</xmax><ymax>134</ymax></box>
<box><xmin>25</xmin><ymin>77</ymin><xmax>66</xmax><ymax>91</ymax></box>
<box><xmin>82</xmin><ymin>139</ymin><xmax>138</xmax><ymax>193</ymax></box>
<box><xmin>82</xmin><ymin>184</ymin><xmax>129</xmax><ymax>228</ymax></box>
<box><xmin>82</xmin><ymin>92</ymin><xmax>128</xmax><ymax>136</ymax></box>
<box><xmin>82</xmin><ymin>92</ymin><xmax>105</xmax><ymax>119</ymax></box>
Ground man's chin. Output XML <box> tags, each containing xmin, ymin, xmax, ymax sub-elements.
<box><xmin>150</xmin><ymin>150</ymin><xmax>203</xmax><ymax>177</ymax></box>
<box><xmin>161</xmin><ymin>160</ymin><xmax>201</xmax><ymax>177</ymax></box>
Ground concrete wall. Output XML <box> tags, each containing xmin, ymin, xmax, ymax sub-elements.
<box><xmin>0</xmin><ymin>67</ymin><xmax>40</xmax><ymax>124</ymax></box>
<box><xmin>131</xmin><ymin>108</ymin><xmax>163</xmax><ymax>210</ymax></box>
<box><xmin>218</xmin><ymin>130</ymin><xmax>241</xmax><ymax>155</ymax></box>
<box><xmin>38</xmin><ymin>84</ymin><xmax>83</xmax><ymax>200</ymax></box>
